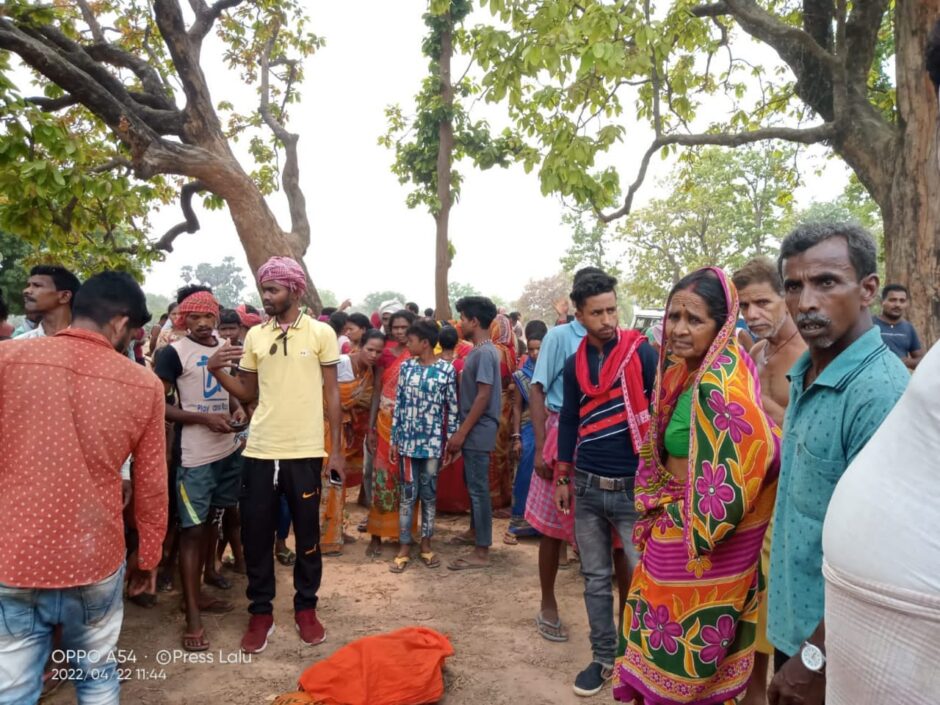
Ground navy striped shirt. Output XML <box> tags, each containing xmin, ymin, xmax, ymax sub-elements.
<box><xmin>557</xmin><ymin>338</ymin><xmax>657</xmax><ymax>477</ymax></box>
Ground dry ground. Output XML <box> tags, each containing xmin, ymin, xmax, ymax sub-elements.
<box><xmin>47</xmin><ymin>506</ymin><xmax>608</xmax><ymax>705</ymax></box>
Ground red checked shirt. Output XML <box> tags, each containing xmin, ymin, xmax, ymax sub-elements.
<box><xmin>0</xmin><ymin>328</ymin><xmax>167</xmax><ymax>588</ymax></box>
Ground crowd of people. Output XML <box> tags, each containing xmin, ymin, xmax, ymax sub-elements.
<box><xmin>2</xmin><ymin>218</ymin><xmax>938</xmax><ymax>705</ymax></box>
<box><xmin>2</xmin><ymin>32</ymin><xmax>940</xmax><ymax>705</ymax></box>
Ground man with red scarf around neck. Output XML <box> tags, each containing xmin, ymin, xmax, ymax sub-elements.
<box><xmin>554</xmin><ymin>273</ymin><xmax>658</xmax><ymax>698</ymax></box>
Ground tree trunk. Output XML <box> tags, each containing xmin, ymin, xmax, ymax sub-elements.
<box><xmin>199</xmin><ymin>157</ymin><xmax>322</xmax><ymax>313</ymax></box>
<box><xmin>883</xmin><ymin>0</ymin><xmax>940</xmax><ymax>344</ymax></box>
<box><xmin>434</xmin><ymin>14</ymin><xmax>455</xmax><ymax>320</ymax></box>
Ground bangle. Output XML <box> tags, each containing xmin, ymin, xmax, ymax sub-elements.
<box><xmin>556</xmin><ymin>476</ymin><xmax>570</xmax><ymax>487</ymax></box>
<box><xmin>510</xmin><ymin>433</ymin><xmax>522</xmax><ymax>439</ymax></box>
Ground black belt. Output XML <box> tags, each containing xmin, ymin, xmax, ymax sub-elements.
<box><xmin>575</xmin><ymin>468</ymin><xmax>634</xmax><ymax>492</ymax></box>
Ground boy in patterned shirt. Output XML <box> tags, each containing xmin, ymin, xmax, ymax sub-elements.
<box><xmin>389</xmin><ymin>319</ymin><xmax>458</xmax><ymax>572</ymax></box>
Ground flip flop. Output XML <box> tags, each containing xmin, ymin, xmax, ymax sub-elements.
<box><xmin>447</xmin><ymin>557</ymin><xmax>490</xmax><ymax>571</ymax></box>
<box><xmin>156</xmin><ymin>574</ymin><xmax>174</xmax><ymax>593</ymax></box>
<box><xmin>204</xmin><ymin>574</ymin><xmax>233</xmax><ymax>590</ymax></box>
<box><xmin>276</xmin><ymin>549</ymin><xmax>296</xmax><ymax>566</ymax></box>
<box><xmin>389</xmin><ymin>556</ymin><xmax>410</xmax><ymax>574</ymax></box>
<box><xmin>502</xmin><ymin>531</ymin><xmax>519</xmax><ymax>546</ymax></box>
<box><xmin>447</xmin><ymin>535</ymin><xmax>475</xmax><ymax>546</ymax></box>
<box><xmin>356</xmin><ymin>518</ymin><xmax>369</xmax><ymax>533</ymax></box>
<box><xmin>182</xmin><ymin>627</ymin><xmax>210</xmax><ymax>652</ymax></box>
<box><xmin>535</xmin><ymin>611</ymin><xmax>569</xmax><ymax>642</ymax></box>
<box><xmin>419</xmin><ymin>552</ymin><xmax>440</xmax><ymax>568</ymax></box>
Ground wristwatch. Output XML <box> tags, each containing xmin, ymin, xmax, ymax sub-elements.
<box><xmin>800</xmin><ymin>641</ymin><xmax>826</xmax><ymax>673</ymax></box>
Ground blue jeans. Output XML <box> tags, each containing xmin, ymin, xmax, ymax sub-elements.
<box><xmin>463</xmin><ymin>449</ymin><xmax>493</xmax><ymax>548</ymax></box>
<box><xmin>0</xmin><ymin>563</ymin><xmax>126</xmax><ymax>705</ymax></box>
<box><xmin>398</xmin><ymin>456</ymin><xmax>440</xmax><ymax>544</ymax></box>
<box><xmin>574</xmin><ymin>470</ymin><xmax>640</xmax><ymax>667</ymax></box>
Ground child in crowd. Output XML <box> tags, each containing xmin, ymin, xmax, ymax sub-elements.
<box><xmin>388</xmin><ymin>319</ymin><xmax>459</xmax><ymax>572</ymax></box>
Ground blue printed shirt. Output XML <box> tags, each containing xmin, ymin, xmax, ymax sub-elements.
<box><xmin>391</xmin><ymin>359</ymin><xmax>459</xmax><ymax>458</ymax></box>
<box><xmin>767</xmin><ymin>326</ymin><xmax>908</xmax><ymax>656</ymax></box>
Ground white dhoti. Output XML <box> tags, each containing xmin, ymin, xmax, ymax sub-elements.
<box><xmin>824</xmin><ymin>560</ymin><xmax>940</xmax><ymax>705</ymax></box>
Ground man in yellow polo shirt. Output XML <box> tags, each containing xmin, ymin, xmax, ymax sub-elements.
<box><xmin>209</xmin><ymin>256</ymin><xmax>343</xmax><ymax>654</ymax></box>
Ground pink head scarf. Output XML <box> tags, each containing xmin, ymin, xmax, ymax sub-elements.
<box><xmin>257</xmin><ymin>256</ymin><xmax>307</xmax><ymax>294</ymax></box>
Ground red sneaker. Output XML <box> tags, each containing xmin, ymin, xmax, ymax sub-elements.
<box><xmin>240</xmin><ymin>614</ymin><xmax>275</xmax><ymax>654</ymax></box>
<box><xmin>295</xmin><ymin>609</ymin><xmax>326</xmax><ymax>646</ymax></box>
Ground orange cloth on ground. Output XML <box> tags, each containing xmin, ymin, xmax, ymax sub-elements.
<box><xmin>297</xmin><ymin>627</ymin><xmax>454</xmax><ymax>705</ymax></box>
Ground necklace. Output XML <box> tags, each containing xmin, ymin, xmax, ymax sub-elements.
<box><xmin>761</xmin><ymin>329</ymin><xmax>800</xmax><ymax>365</ymax></box>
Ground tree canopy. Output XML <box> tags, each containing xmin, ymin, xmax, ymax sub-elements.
<box><xmin>361</xmin><ymin>290</ymin><xmax>409</xmax><ymax>314</ymax></box>
<box><xmin>470</xmin><ymin>0</ymin><xmax>940</xmax><ymax>339</ymax></box>
<box><xmin>180</xmin><ymin>256</ymin><xmax>250</xmax><ymax>308</ymax></box>
<box><xmin>0</xmin><ymin>0</ymin><xmax>326</xmax><ymax>308</ymax></box>
<box><xmin>621</xmin><ymin>143</ymin><xmax>799</xmax><ymax>304</ymax></box>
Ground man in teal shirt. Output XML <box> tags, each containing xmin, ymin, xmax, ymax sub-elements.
<box><xmin>767</xmin><ymin>223</ymin><xmax>908</xmax><ymax>705</ymax></box>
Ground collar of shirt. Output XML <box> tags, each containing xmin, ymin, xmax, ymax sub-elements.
<box><xmin>56</xmin><ymin>327</ymin><xmax>115</xmax><ymax>350</ymax></box>
<box><xmin>787</xmin><ymin>325</ymin><xmax>885</xmax><ymax>392</ymax></box>
<box><xmin>569</xmin><ymin>319</ymin><xmax>587</xmax><ymax>337</ymax></box>
<box><xmin>267</xmin><ymin>311</ymin><xmax>306</xmax><ymax>331</ymax></box>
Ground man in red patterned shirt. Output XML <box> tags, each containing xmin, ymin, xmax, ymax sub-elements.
<box><xmin>0</xmin><ymin>271</ymin><xmax>167</xmax><ymax>704</ymax></box>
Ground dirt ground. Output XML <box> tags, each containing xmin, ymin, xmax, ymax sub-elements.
<box><xmin>47</xmin><ymin>505</ymin><xmax>607</xmax><ymax>705</ymax></box>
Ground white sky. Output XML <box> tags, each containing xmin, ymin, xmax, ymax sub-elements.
<box><xmin>143</xmin><ymin>3</ymin><xmax>849</xmax><ymax>307</ymax></box>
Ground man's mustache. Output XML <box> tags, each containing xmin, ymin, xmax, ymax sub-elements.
<box><xmin>796</xmin><ymin>312</ymin><xmax>831</xmax><ymax>327</ymax></box>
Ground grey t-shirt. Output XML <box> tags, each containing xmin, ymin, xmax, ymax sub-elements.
<box><xmin>459</xmin><ymin>341</ymin><xmax>503</xmax><ymax>452</ymax></box>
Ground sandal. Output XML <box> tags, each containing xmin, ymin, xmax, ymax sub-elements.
<box><xmin>156</xmin><ymin>573</ymin><xmax>174</xmax><ymax>593</ymax></box>
<box><xmin>276</xmin><ymin>549</ymin><xmax>296</xmax><ymax>566</ymax></box>
<box><xmin>182</xmin><ymin>627</ymin><xmax>210</xmax><ymax>652</ymax></box>
<box><xmin>419</xmin><ymin>552</ymin><xmax>440</xmax><ymax>568</ymax></box>
<box><xmin>356</xmin><ymin>518</ymin><xmax>369</xmax><ymax>533</ymax></box>
<box><xmin>204</xmin><ymin>574</ymin><xmax>232</xmax><ymax>590</ymax></box>
<box><xmin>535</xmin><ymin>611</ymin><xmax>569</xmax><ymax>642</ymax></box>
<box><xmin>502</xmin><ymin>531</ymin><xmax>518</xmax><ymax>546</ymax></box>
<box><xmin>389</xmin><ymin>556</ymin><xmax>410</xmax><ymax>573</ymax></box>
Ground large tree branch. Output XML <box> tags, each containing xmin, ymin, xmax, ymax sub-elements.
<box><xmin>75</xmin><ymin>0</ymin><xmax>105</xmax><ymax>43</ymax></box>
<box><xmin>260</xmin><ymin>26</ymin><xmax>309</xmax><ymax>249</ymax></box>
<box><xmin>190</xmin><ymin>0</ymin><xmax>244</xmax><ymax>40</ymax></box>
<box><xmin>0</xmin><ymin>20</ymin><xmax>159</xmax><ymax>145</ymax></box>
<box><xmin>844</xmin><ymin>0</ymin><xmax>890</xmax><ymax>83</ymax></box>
<box><xmin>718</xmin><ymin>0</ymin><xmax>897</xmax><ymax>201</ymax></box>
<box><xmin>153</xmin><ymin>180</ymin><xmax>206</xmax><ymax>252</ymax></box>
<box><xmin>598</xmin><ymin>124</ymin><xmax>836</xmax><ymax>223</ymax></box>
<box><xmin>23</xmin><ymin>22</ymin><xmax>182</xmax><ymax>134</ymax></box>
<box><xmin>85</xmin><ymin>42</ymin><xmax>175</xmax><ymax>110</ymax></box>
<box><xmin>728</xmin><ymin>0</ymin><xmax>839</xmax><ymax>70</ymax></box>
<box><xmin>153</xmin><ymin>0</ymin><xmax>224</xmax><ymax>142</ymax></box>
<box><xmin>27</xmin><ymin>94</ymin><xmax>79</xmax><ymax>111</ymax></box>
